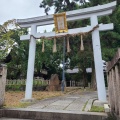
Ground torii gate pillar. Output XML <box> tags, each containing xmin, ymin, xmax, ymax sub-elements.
<box><xmin>91</xmin><ymin>15</ymin><xmax>106</xmax><ymax>101</ymax></box>
<box><xmin>25</xmin><ymin>25</ymin><xmax>37</xmax><ymax>99</ymax></box>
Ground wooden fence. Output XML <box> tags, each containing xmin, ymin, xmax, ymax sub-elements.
<box><xmin>6</xmin><ymin>79</ymin><xmax>84</xmax><ymax>87</ymax></box>
<box><xmin>66</xmin><ymin>81</ymin><xmax>85</xmax><ymax>87</ymax></box>
<box><xmin>6</xmin><ymin>79</ymin><xmax>50</xmax><ymax>86</ymax></box>
<box><xmin>107</xmin><ymin>48</ymin><xmax>120</xmax><ymax>116</ymax></box>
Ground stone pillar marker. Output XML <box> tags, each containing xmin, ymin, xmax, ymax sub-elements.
<box><xmin>25</xmin><ymin>25</ymin><xmax>37</xmax><ymax>100</ymax></box>
<box><xmin>91</xmin><ymin>15</ymin><xmax>107</xmax><ymax>101</ymax></box>
<box><xmin>0</xmin><ymin>64</ymin><xmax>7</xmax><ymax>107</ymax></box>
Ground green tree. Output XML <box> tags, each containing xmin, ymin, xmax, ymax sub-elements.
<box><xmin>40</xmin><ymin>0</ymin><xmax>87</xmax><ymax>15</ymax></box>
<box><xmin>39</xmin><ymin>0</ymin><xmax>120</xmax><ymax>89</ymax></box>
<box><xmin>0</xmin><ymin>20</ymin><xmax>29</xmax><ymax>79</ymax></box>
<box><xmin>0</xmin><ymin>20</ymin><xmax>16</xmax><ymax>60</ymax></box>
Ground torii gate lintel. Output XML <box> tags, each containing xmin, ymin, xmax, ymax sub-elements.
<box><xmin>20</xmin><ymin>23</ymin><xmax>113</xmax><ymax>41</ymax></box>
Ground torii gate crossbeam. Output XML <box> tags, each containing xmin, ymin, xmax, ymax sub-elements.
<box><xmin>16</xmin><ymin>1</ymin><xmax>116</xmax><ymax>102</ymax></box>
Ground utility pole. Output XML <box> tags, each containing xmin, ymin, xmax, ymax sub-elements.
<box><xmin>61</xmin><ymin>37</ymin><xmax>66</xmax><ymax>92</ymax></box>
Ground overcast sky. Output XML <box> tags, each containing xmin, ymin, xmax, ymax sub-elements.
<box><xmin>0</xmin><ymin>0</ymin><xmax>89</xmax><ymax>33</ymax></box>
<box><xmin>0</xmin><ymin>0</ymin><xmax>54</xmax><ymax>32</ymax></box>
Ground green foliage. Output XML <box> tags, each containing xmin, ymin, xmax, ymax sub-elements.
<box><xmin>6</xmin><ymin>85</ymin><xmax>25</xmax><ymax>91</ymax></box>
<box><xmin>100</xmin><ymin>5</ymin><xmax>120</xmax><ymax>61</ymax></box>
<box><xmin>6</xmin><ymin>32</ymin><xmax>29</xmax><ymax>79</ymax></box>
<box><xmin>0</xmin><ymin>19</ymin><xmax>19</xmax><ymax>60</ymax></box>
<box><xmin>40</xmin><ymin>0</ymin><xmax>87</xmax><ymax>15</ymax></box>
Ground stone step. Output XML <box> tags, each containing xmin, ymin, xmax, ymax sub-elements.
<box><xmin>0</xmin><ymin>108</ymin><xmax>107</xmax><ymax>120</ymax></box>
<box><xmin>0</xmin><ymin>118</ymin><xmax>31</xmax><ymax>120</ymax></box>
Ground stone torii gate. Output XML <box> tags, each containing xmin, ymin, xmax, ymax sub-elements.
<box><xmin>17</xmin><ymin>2</ymin><xmax>116</xmax><ymax>102</ymax></box>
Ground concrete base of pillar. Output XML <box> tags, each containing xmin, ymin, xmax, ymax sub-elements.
<box><xmin>20</xmin><ymin>98</ymin><xmax>37</xmax><ymax>103</ymax></box>
<box><xmin>93</xmin><ymin>100</ymin><xmax>108</xmax><ymax>107</ymax></box>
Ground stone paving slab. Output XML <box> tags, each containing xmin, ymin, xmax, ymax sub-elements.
<box><xmin>50</xmin><ymin>100</ymin><xmax>74</xmax><ymax>106</ymax></box>
<box><xmin>44</xmin><ymin>105</ymin><xmax>66</xmax><ymax>110</ymax></box>
<box><xmin>65</xmin><ymin>103</ymin><xmax>84</xmax><ymax>111</ymax></box>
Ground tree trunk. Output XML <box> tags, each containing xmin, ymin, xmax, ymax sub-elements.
<box><xmin>91</xmin><ymin>62</ymin><xmax>97</xmax><ymax>90</ymax></box>
<box><xmin>82</xmin><ymin>69</ymin><xmax>88</xmax><ymax>88</ymax></box>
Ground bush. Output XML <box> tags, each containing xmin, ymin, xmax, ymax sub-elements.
<box><xmin>6</xmin><ymin>85</ymin><xmax>25</xmax><ymax>91</ymax></box>
<box><xmin>6</xmin><ymin>84</ymin><xmax>47</xmax><ymax>91</ymax></box>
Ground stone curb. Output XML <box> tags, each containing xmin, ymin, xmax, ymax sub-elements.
<box><xmin>84</xmin><ymin>98</ymin><xmax>97</xmax><ymax>112</ymax></box>
<box><xmin>104</xmin><ymin>104</ymin><xmax>110</xmax><ymax>113</ymax></box>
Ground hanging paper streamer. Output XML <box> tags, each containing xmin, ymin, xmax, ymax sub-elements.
<box><xmin>67</xmin><ymin>36</ymin><xmax>71</xmax><ymax>52</ymax></box>
<box><xmin>42</xmin><ymin>39</ymin><xmax>45</xmax><ymax>52</ymax></box>
<box><xmin>80</xmin><ymin>34</ymin><xmax>84</xmax><ymax>51</ymax></box>
<box><xmin>53</xmin><ymin>38</ymin><xmax>57</xmax><ymax>53</ymax></box>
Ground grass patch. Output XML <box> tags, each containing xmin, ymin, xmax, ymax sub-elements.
<box><xmin>90</xmin><ymin>105</ymin><xmax>104</xmax><ymax>112</ymax></box>
<box><xmin>16</xmin><ymin>102</ymin><xmax>32</xmax><ymax>108</ymax></box>
<box><xmin>82</xmin><ymin>100</ymin><xmax>88</xmax><ymax>111</ymax></box>
<box><xmin>4</xmin><ymin>102</ymin><xmax>32</xmax><ymax>108</ymax></box>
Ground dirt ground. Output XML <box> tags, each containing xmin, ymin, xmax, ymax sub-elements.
<box><xmin>4</xmin><ymin>91</ymin><xmax>63</xmax><ymax>108</ymax></box>
<box><xmin>4</xmin><ymin>87</ymin><xmax>81</xmax><ymax>108</ymax></box>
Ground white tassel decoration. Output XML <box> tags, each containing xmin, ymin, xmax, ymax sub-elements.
<box><xmin>42</xmin><ymin>40</ymin><xmax>45</xmax><ymax>52</ymax></box>
<box><xmin>53</xmin><ymin>38</ymin><xmax>57</xmax><ymax>53</ymax></box>
<box><xmin>80</xmin><ymin>35</ymin><xmax>84</xmax><ymax>51</ymax></box>
<box><xmin>67</xmin><ymin>36</ymin><xmax>71</xmax><ymax>52</ymax></box>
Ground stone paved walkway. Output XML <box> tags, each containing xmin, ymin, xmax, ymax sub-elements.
<box><xmin>27</xmin><ymin>90</ymin><xmax>98</xmax><ymax>112</ymax></box>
